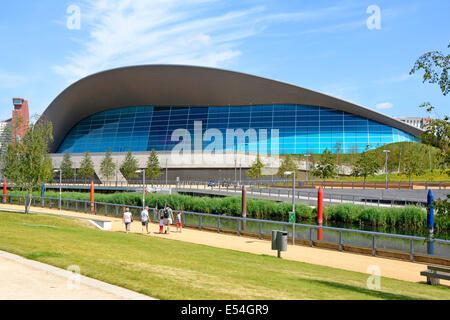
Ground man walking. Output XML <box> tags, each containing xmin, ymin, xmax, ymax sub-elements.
<box><xmin>141</xmin><ymin>206</ymin><xmax>150</xmax><ymax>235</ymax></box>
<box><xmin>163</xmin><ymin>204</ymin><xmax>174</xmax><ymax>234</ymax></box>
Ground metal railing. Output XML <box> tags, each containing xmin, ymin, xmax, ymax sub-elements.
<box><xmin>22</xmin><ymin>179</ymin><xmax>448</xmax><ymax>208</ymax></box>
<box><xmin>2</xmin><ymin>194</ymin><xmax>449</xmax><ymax>261</ymax></box>
<box><xmin>39</xmin><ymin>178</ymin><xmax>450</xmax><ymax>190</ymax></box>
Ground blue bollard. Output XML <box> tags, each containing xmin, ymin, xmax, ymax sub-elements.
<box><xmin>41</xmin><ymin>183</ymin><xmax>45</xmax><ymax>198</ymax></box>
<box><xmin>427</xmin><ymin>189</ymin><xmax>434</xmax><ymax>255</ymax></box>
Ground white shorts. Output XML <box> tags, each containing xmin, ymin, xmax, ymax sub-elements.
<box><xmin>164</xmin><ymin>218</ymin><xmax>172</xmax><ymax>225</ymax></box>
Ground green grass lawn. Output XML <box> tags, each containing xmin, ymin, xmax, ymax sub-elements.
<box><xmin>0</xmin><ymin>211</ymin><xmax>448</xmax><ymax>300</ymax></box>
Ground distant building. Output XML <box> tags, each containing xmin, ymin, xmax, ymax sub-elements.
<box><xmin>11</xmin><ymin>98</ymin><xmax>29</xmax><ymax>142</ymax></box>
<box><xmin>394</xmin><ymin>117</ymin><xmax>430</xmax><ymax>130</ymax></box>
<box><xmin>0</xmin><ymin>98</ymin><xmax>30</xmax><ymax>153</ymax></box>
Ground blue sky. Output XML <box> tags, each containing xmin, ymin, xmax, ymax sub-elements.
<box><xmin>0</xmin><ymin>0</ymin><xmax>448</xmax><ymax>121</ymax></box>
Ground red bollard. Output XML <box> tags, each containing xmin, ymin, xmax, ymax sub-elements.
<box><xmin>3</xmin><ymin>181</ymin><xmax>6</xmax><ymax>204</ymax></box>
<box><xmin>242</xmin><ymin>185</ymin><xmax>247</xmax><ymax>231</ymax></box>
<box><xmin>90</xmin><ymin>181</ymin><xmax>95</xmax><ymax>212</ymax></box>
<box><xmin>317</xmin><ymin>187</ymin><xmax>323</xmax><ymax>240</ymax></box>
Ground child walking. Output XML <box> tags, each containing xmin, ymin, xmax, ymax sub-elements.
<box><xmin>159</xmin><ymin>209</ymin><xmax>164</xmax><ymax>234</ymax></box>
<box><xmin>176</xmin><ymin>211</ymin><xmax>183</xmax><ymax>232</ymax></box>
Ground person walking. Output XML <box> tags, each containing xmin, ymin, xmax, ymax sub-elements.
<box><xmin>159</xmin><ymin>209</ymin><xmax>164</xmax><ymax>234</ymax></box>
<box><xmin>176</xmin><ymin>211</ymin><xmax>183</xmax><ymax>233</ymax></box>
<box><xmin>163</xmin><ymin>204</ymin><xmax>174</xmax><ymax>234</ymax></box>
<box><xmin>141</xmin><ymin>206</ymin><xmax>150</xmax><ymax>235</ymax></box>
<box><xmin>123</xmin><ymin>207</ymin><xmax>133</xmax><ymax>234</ymax></box>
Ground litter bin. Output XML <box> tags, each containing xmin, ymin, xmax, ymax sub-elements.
<box><xmin>272</xmin><ymin>230</ymin><xmax>288</xmax><ymax>258</ymax></box>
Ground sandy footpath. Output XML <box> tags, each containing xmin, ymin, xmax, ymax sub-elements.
<box><xmin>1</xmin><ymin>203</ymin><xmax>449</xmax><ymax>287</ymax></box>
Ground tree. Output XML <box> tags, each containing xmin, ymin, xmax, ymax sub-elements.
<box><xmin>0</xmin><ymin>118</ymin><xmax>54</xmax><ymax>214</ymax></box>
<box><xmin>277</xmin><ymin>154</ymin><xmax>298</xmax><ymax>178</ymax></box>
<box><xmin>100</xmin><ymin>148</ymin><xmax>116</xmax><ymax>182</ymax></box>
<box><xmin>247</xmin><ymin>153</ymin><xmax>264</xmax><ymax>179</ymax></box>
<box><xmin>351</xmin><ymin>145</ymin><xmax>381</xmax><ymax>188</ymax></box>
<box><xmin>334</xmin><ymin>141</ymin><xmax>343</xmax><ymax>174</ymax></box>
<box><xmin>146</xmin><ymin>149</ymin><xmax>162</xmax><ymax>180</ymax></box>
<box><xmin>412</xmin><ymin>45</ymin><xmax>450</xmax><ymax>226</ymax></box>
<box><xmin>410</xmin><ymin>44</ymin><xmax>449</xmax><ymax>96</ymax></box>
<box><xmin>120</xmin><ymin>151</ymin><xmax>139</xmax><ymax>180</ymax></box>
<box><xmin>60</xmin><ymin>151</ymin><xmax>74</xmax><ymax>179</ymax></box>
<box><xmin>419</xmin><ymin>103</ymin><xmax>449</xmax><ymax>167</ymax></box>
<box><xmin>401</xmin><ymin>144</ymin><xmax>425</xmax><ymax>187</ymax></box>
<box><xmin>349</xmin><ymin>144</ymin><xmax>359</xmax><ymax>167</ymax></box>
<box><xmin>78</xmin><ymin>151</ymin><xmax>95</xmax><ymax>181</ymax></box>
<box><xmin>311</xmin><ymin>148</ymin><xmax>337</xmax><ymax>183</ymax></box>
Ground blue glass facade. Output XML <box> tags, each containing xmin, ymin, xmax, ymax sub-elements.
<box><xmin>57</xmin><ymin>105</ymin><xmax>417</xmax><ymax>154</ymax></box>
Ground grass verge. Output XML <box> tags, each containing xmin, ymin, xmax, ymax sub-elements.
<box><xmin>0</xmin><ymin>210</ymin><xmax>449</xmax><ymax>300</ymax></box>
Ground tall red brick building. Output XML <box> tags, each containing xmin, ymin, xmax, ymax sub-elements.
<box><xmin>11</xmin><ymin>98</ymin><xmax>29</xmax><ymax>142</ymax></box>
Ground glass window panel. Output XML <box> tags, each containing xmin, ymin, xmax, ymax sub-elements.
<box><xmin>56</xmin><ymin>105</ymin><xmax>417</xmax><ymax>154</ymax></box>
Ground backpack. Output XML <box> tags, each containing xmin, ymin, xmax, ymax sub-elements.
<box><xmin>164</xmin><ymin>208</ymin><xmax>170</xmax><ymax>218</ymax></box>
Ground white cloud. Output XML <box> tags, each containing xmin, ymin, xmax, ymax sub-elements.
<box><xmin>376</xmin><ymin>102</ymin><xmax>393</xmax><ymax>110</ymax></box>
<box><xmin>53</xmin><ymin>0</ymin><xmax>366</xmax><ymax>83</ymax></box>
<box><xmin>53</xmin><ymin>0</ymin><xmax>267</xmax><ymax>82</ymax></box>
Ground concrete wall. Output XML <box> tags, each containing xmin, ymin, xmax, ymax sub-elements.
<box><xmin>50</xmin><ymin>151</ymin><xmax>282</xmax><ymax>183</ymax></box>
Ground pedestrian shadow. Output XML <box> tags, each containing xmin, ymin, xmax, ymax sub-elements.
<box><xmin>304</xmin><ymin>279</ymin><xmax>421</xmax><ymax>300</ymax></box>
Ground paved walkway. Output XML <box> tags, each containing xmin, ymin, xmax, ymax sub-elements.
<box><xmin>0</xmin><ymin>250</ymin><xmax>154</xmax><ymax>300</ymax></box>
<box><xmin>1</xmin><ymin>203</ymin><xmax>449</xmax><ymax>287</ymax></box>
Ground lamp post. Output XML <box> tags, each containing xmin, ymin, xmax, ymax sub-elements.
<box><xmin>165</xmin><ymin>158</ymin><xmax>168</xmax><ymax>187</ymax></box>
<box><xmin>239</xmin><ymin>159</ymin><xmax>242</xmax><ymax>185</ymax></box>
<box><xmin>304</xmin><ymin>154</ymin><xmax>311</xmax><ymax>185</ymax></box>
<box><xmin>53</xmin><ymin>169</ymin><xmax>62</xmax><ymax>210</ymax></box>
<box><xmin>135</xmin><ymin>169</ymin><xmax>146</xmax><ymax>209</ymax></box>
<box><xmin>234</xmin><ymin>157</ymin><xmax>237</xmax><ymax>184</ymax></box>
<box><xmin>284</xmin><ymin>170</ymin><xmax>296</xmax><ymax>214</ymax></box>
<box><xmin>284</xmin><ymin>170</ymin><xmax>296</xmax><ymax>244</ymax></box>
<box><xmin>383</xmin><ymin>150</ymin><xmax>390</xmax><ymax>189</ymax></box>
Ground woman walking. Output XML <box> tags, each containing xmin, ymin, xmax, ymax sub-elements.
<box><xmin>123</xmin><ymin>207</ymin><xmax>133</xmax><ymax>234</ymax></box>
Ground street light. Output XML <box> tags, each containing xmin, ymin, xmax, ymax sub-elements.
<box><xmin>283</xmin><ymin>170</ymin><xmax>296</xmax><ymax>214</ymax></box>
<box><xmin>165</xmin><ymin>158</ymin><xmax>168</xmax><ymax>187</ymax></box>
<box><xmin>53</xmin><ymin>169</ymin><xmax>62</xmax><ymax>210</ymax></box>
<box><xmin>383</xmin><ymin>150</ymin><xmax>390</xmax><ymax>189</ymax></box>
<box><xmin>239</xmin><ymin>159</ymin><xmax>242</xmax><ymax>186</ymax></box>
<box><xmin>304</xmin><ymin>154</ymin><xmax>311</xmax><ymax>184</ymax></box>
<box><xmin>135</xmin><ymin>169</ymin><xmax>146</xmax><ymax>209</ymax></box>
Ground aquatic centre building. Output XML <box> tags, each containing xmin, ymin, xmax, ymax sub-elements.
<box><xmin>41</xmin><ymin>65</ymin><xmax>421</xmax><ymax>181</ymax></box>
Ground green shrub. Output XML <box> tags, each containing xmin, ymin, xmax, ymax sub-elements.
<box><xmin>354</xmin><ymin>207</ymin><xmax>387</xmax><ymax>227</ymax></box>
<box><xmin>326</xmin><ymin>204</ymin><xmax>363</xmax><ymax>224</ymax></box>
<box><xmin>31</xmin><ymin>191</ymin><xmax>447</xmax><ymax>232</ymax></box>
